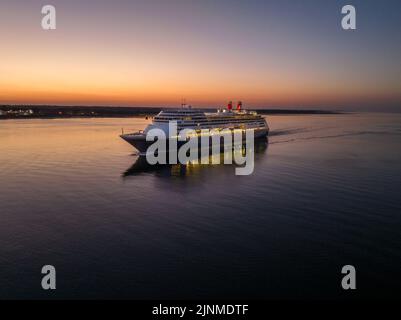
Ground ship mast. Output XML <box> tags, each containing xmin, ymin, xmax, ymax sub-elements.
<box><xmin>181</xmin><ymin>98</ymin><xmax>187</xmax><ymax>109</ymax></box>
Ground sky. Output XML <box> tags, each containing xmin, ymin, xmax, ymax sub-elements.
<box><xmin>0</xmin><ymin>0</ymin><xmax>400</xmax><ymax>110</ymax></box>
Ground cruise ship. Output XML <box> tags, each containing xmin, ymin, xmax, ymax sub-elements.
<box><xmin>121</xmin><ymin>101</ymin><xmax>269</xmax><ymax>155</ymax></box>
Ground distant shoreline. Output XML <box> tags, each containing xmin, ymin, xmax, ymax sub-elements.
<box><xmin>0</xmin><ymin>105</ymin><xmax>342</xmax><ymax>120</ymax></box>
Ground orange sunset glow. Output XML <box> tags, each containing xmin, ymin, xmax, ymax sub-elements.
<box><xmin>1</xmin><ymin>0</ymin><xmax>400</xmax><ymax>110</ymax></box>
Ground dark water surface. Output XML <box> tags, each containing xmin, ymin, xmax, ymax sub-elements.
<box><xmin>1</xmin><ymin>113</ymin><xmax>401</xmax><ymax>299</ymax></box>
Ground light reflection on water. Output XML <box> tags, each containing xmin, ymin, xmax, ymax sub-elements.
<box><xmin>123</xmin><ymin>139</ymin><xmax>268</xmax><ymax>178</ymax></box>
<box><xmin>0</xmin><ymin>113</ymin><xmax>401</xmax><ymax>299</ymax></box>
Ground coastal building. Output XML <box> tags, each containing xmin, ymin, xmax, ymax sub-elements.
<box><xmin>0</xmin><ymin>108</ymin><xmax>34</xmax><ymax>117</ymax></box>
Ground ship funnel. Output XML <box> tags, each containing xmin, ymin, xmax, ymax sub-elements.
<box><xmin>237</xmin><ymin>101</ymin><xmax>242</xmax><ymax>110</ymax></box>
<box><xmin>227</xmin><ymin>101</ymin><xmax>233</xmax><ymax>111</ymax></box>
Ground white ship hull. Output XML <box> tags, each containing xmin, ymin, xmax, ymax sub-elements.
<box><xmin>121</xmin><ymin>128</ymin><xmax>268</xmax><ymax>155</ymax></box>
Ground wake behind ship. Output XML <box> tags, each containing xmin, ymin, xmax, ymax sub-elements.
<box><xmin>121</xmin><ymin>101</ymin><xmax>269</xmax><ymax>155</ymax></box>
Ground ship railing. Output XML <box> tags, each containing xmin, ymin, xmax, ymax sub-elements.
<box><xmin>121</xmin><ymin>129</ymin><xmax>144</xmax><ymax>135</ymax></box>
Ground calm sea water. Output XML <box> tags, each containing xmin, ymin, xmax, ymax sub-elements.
<box><xmin>1</xmin><ymin>113</ymin><xmax>400</xmax><ymax>299</ymax></box>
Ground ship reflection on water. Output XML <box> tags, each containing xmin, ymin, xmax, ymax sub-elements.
<box><xmin>123</xmin><ymin>138</ymin><xmax>269</xmax><ymax>177</ymax></box>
